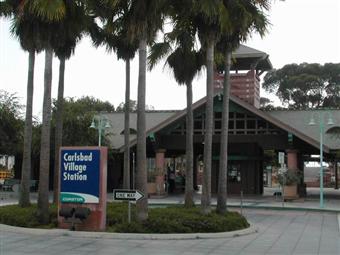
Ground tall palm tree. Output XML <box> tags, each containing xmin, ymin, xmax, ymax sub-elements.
<box><xmin>193</xmin><ymin>0</ymin><xmax>227</xmax><ymax>214</ymax></box>
<box><xmin>148</xmin><ymin>13</ymin><xmax>204</xmax><ymax>207</ymax></box>
<box><xmin>216</xmin><ymin>0</ymin><xmax>270</xmax><ymax>214</ymax></box>
<box><xmin>88</xmin><ymin>1</ymin><xmax>138</xmax><ymax>190</ymax></box>
<box><xmin>128</xmin><ymin>0</ymin><xmax>166</xmax><ymax>221</ymax></box>
<box><xmin>23</xmin><ymin>1</ymin><xmax>67</xmax><ymax>224</ymax></box>
<box><xmin>1</xmin><ymin>0</ymin><xmax>46</xmax><ymax>207</ymax></box>
<box><xmin>52</xmin><ymin>0</ymin><xmax>90</xmax><ymax>204</ymax></box>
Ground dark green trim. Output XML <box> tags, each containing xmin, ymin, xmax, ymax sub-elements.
<box><xmin>212</xmin><ymin>155</ymin><xmax>262</xmax><ymax>161</ymax></box>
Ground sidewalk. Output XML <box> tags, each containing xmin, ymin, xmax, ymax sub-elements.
<box><xmin>1</xmin><ymin>187</ymin><xmax>340</xmax><ymax>212</ymax></box>
<box><xmin>146</xmin><ymin>187</ymin><xmax>340</xmax><ymax>212</ymax></box>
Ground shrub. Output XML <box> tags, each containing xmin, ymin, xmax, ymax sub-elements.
<box><xmin>0</xmin><ymin>204</ymin><xmax>57</xmax><ymax>228</ymax></box>
<box><xmin>107</xmin><ymin>205</ymin><xmax>249</xmax><ymax>233</ymax></box>
<box><xmin>0</xmin><ymin>202</ymin><xmax>249</xmax><ymax>234</ymax></box>
<box><xmin>277</xmin><ymin>169</ymin><xmax>301</xmax><ymax>185</ymax></box>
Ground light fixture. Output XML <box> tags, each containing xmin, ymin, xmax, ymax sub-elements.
<box><xmin>327</xmin><ymin>116</ymin><xmax>334</xmax><ymax>125</ymax></box>
<box><xmin>308</xmin><ymin>117</ymin><xmax>316</xmax><ymax>126</ymax></box>
<box><xmin>90</xmin><ymin>119</ymin><xmax>96</xmax><ymax>129</ymax></box>
<box><xmin>105</xmin><ymin>121</ymin><xmax>111</xmax><ymax>129</ymax></box>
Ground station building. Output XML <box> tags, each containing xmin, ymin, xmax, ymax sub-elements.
<box><xmin>104</xmin><ymin>45</ymin><xmax>340</xmax><ymax>196</ymax></box>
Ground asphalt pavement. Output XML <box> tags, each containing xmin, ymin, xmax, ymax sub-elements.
<box><xmin>0</xmin><ymin>187</ymin><xmax>339</xmax><ymax>255</ymax></box>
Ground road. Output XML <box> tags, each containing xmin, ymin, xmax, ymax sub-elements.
<box><xmin>1</xmin><ymin>209</ymin><xmax>339</xmax><ymax>255</ymax></box>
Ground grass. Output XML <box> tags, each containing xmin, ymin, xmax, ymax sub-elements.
<box><xmin>0</xmin><ymin>202</ymin><xmax>249</xmax><ymax>233</ymax></box>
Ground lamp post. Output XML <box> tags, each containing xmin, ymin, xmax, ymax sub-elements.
<box><xmin>90</xmin><ymin>113</ymin><xmax>111</xmax><ymax>146</ymax></box>
<box><xmin>308</xmin><ymin>111</ymin><xmax>334</xmax><ymax>208</ymax></box>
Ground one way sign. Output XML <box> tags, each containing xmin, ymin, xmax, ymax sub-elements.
<box><xmin>113</xmin><ymin>189</ymin><xmax>145</xmax><ymax>202</ymax></box>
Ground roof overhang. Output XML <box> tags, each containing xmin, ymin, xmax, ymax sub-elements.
<box><xmin>118</xmin><ymin>94</ymin><xmax>329</xmax><ymax>153</ymax></box>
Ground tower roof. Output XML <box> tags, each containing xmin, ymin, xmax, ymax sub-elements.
<box><xmin>231</xmin><ymin>44</ymin><xmax>272</xmax><ymax>72</ymax></box>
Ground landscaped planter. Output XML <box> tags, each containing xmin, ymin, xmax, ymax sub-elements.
<box><xmin>283</xmin><ymin>185</ymin><xmax>299</xmax><ymax>200</ymax></box>
<box><xmin>147</xmin><ymin>182</ymin><xmax>157</xmax><ymax>194</ymax></box>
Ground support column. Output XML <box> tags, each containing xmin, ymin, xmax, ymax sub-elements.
<box><xmin>155</xmin><ymin>149</ymin><xmax>166</xmax><ymax>196</ymax></box>
<box><xmin>286</xmin><ymin>149</ymin><xmax>298</xmax><ymax>170</ymax></box>
<box><xmin>285</xmin><ymin>149</ymin><xmax>299</xmax><ymax>199</ymax></box>
<box><xmin>335</xmin><ymin>160</ymin><xmax>339</xmax><ymax>190</ymax></box>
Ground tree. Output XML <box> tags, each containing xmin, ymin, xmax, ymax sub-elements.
<box><xmin>90</xmin><ymin>1</ymin><xmax>139</xmax><ymax>191</ymax></box>
<box><xmin>127</xmin><ymin>0</ymin><xmax>166</xmax><ymax>221</ymax></box>
<box><xmin>0</xmin><ymin>90</ymin><xmax>24</xmax><ymax>155</ymax></box>
<box><xmin>216</xmin><ymin>0</ymin><xmax>269</xmax><ymax>214</ymax></box>
<box><xmin>192</xmin><ymin>0</ymin><xmax>227</xmax><ymax>214</ymax></box>
<box><xmin>1</xmin><ymin>0</ymin><xmax>50</xmax><ymax>207</ymax></box>
<box><xmin>116</xmin><ymin>100</ymin><xmax>137</xmax><ymax>112</ymax></box>
<box><xmin>51</xmin><ymin>96</ymin><xmax>115</xmax><ymax>147</ymax></box>
<box><xmin>148</xmin><ymin>4</ymin><xmax>204</xmax><ymax>207</ymax></box>
<box><xmin>51</xmin><ymin>0</ymin><xmax>91</xmax><ymax>204</ymax></box>
<box><xmin>263</xmin><ymin>63</ymin><xmax>340</xmax><ymax>109</ymax></box>
<box><xmin>25</xmin><ymin>0</ymin><xmax>67</xmax><ymax>224</ymax></box>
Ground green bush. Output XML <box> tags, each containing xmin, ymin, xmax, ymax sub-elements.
<box><xmin>0</xmin><ymin>204</ymin><xmax>57</xmax><ymax>228</ymax></box>
<box><xmin>107</xmin><ymin>204</ymin><xmax>249</xmax><ymax>233</ymax></box>
<box><xmin>0</xmin><ymin>202</ymin><xmax>249</xmax><ymax>234</ymax></box>
<box><xmin>278</xmin><ymin>169</ymin><xmax>301</xmax><ymax>185</ymax></box>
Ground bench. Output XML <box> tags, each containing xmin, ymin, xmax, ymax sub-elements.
<box><xmin>2</xmin><ymin>179</ymin><xmax>20</xmax><ymax>191</ymax></box>
<box><xmin>1</xmin><ymin>179</ymin><xmax>38</xmax><ymax>192</ymax></box>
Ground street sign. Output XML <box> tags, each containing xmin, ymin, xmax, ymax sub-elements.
<box><xmin>60</xmin><ymin>148</ymin><xmax>100</xmax><ymax>204</ymax></box>
<box><xmin>278</xmin><ymin>152</ymin><xmax>285</xmax><ymax>165</ymax></box>
<box><xmin>113</xmin><ymin>189</ymin><xmax>145</xmax><ymax>202</ymax></box>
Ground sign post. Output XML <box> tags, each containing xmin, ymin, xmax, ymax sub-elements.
<box><xmin>58</xmin><ymin>147</ymin><xmax>107</xmax><ymax>231</ymax></box>
<box><xmin>278</xmin><ymin>152</ymin><xmax>286</xmax><ymax>207</ymax></box>
<box><xmin>113</xmin><ymin>189</ymin><xmax>145</xmax><ymax>223</ymax></box>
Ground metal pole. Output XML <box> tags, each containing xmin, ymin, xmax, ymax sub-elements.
<box><xmin>282</xmin><ymin>171</ymin><xmax>285</xmax><ymax>208</ymax></box>
<box><xmin>320</xmin><ymin>118</ymin><xmax>324</xmax><ymax>208</ymax></box>
<box><xmin>240</xmin><ymin>190</ymin><xmax>243</xmax><ymax>215</ymax></box>
<box><xmin>132</xmin><ymin>152</ymin><xmax>135</xmax><ymax>189</ymax></box>
<box><xmin>335</xmin><ymin>161</ymin><xmax>339</xmax><ymax>190</ymax></box>
<box><xmin>128</xmin><ymin>201</ymin><xmax>131</xmax><ymax>223</ymax></box>
<box><xmin>98</xmin><ymin>121</ymin><xmax>102</xmax><ymax>146</ymax></box>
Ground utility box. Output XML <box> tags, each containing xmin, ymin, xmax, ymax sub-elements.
<box><xmin>58</xmin><ymin>147</ymin><xmax>107</xmax><ymax>231</ymax></box>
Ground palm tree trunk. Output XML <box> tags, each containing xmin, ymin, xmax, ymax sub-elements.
<box><xmin>123</xmin><ymin>59</ymin><xmax>131</xmax><ymax>189</ymax></box>
<box><xmin>136</xmin><ymin>37</ymin><xmax>148</xmax><ymax>221</ymax></box>
<box><xmin>53</xmin><ymin>57</ymin><xmax>65</xmax><ymax>204</ymax></box>
<box><xmin>19</xmin><ymin>50</ymin><xmax>35</xmax><ymax>207</ymax></box>
<box><xmin>217</xmin><ymin>50</ymin><xmax>231</xmax><ymax>214</ymax></box>
<box><xmin>38</xmin><ymin>47</ymin><xmax>53</xmax><ymax>224</ymax></box>
<box><xmin>201</xmin><ymin>41</ymin><xmax>214</xmax><ymax>214</ymax></box>
<box><xmin>185</xmin><ymin>81</ymin><xmax>194</xmax><ymax>207</ymax></box>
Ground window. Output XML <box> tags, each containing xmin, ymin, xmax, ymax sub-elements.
<box><xmin>229</xmin><ymin>120</ymin><xmax>234</xmax><ymax>129</ymax></box>
<box><xmin>214</xmin><ymin>120</ymin><xmax>222</xmax><ymax>130</ymax></box>
<box><xmin>228</xmin><ymin>165</ymin><xmax>241</xmax><ymax>183</ymax></box>
<box><xmin>236</xmin><ymin>120</ymin><xmax>245</xmax><ymax>129</ymax></box>
<box><xmin>247</xmin><ymin>120</ymin><xmax>256</xmax><ymax>129</ymax></box>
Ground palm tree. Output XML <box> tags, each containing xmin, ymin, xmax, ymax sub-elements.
<box><xmin>52</xmin><ymin>0</ymin><xmax>90</xmax><ymax>204</ymax></box>
<box><xmin>128</xmin><ymin>0</ymin><xmax>166</xmax><ymax>221</ymax></box>
<box><xmin>88</xmin><ymin>1</ymin><xmax>138</xmax><ymax>190</ymax></box>
<box><xmin>1</xmin><ymin>0</ymin><xmax>46</xmax><ymax>207</ymax></box>
<box><xmin>148</xmin><ymin>13</ymin><xmax>204</xmax><ymax>207</ymax></box>
<box><xmin>23</xmin><ymin>1</ymin><xmax>67</xmax><ymax>224</ymax></box>
<box><xmin>193</xmin><ymin>0</ymin><xmax>227</xmax><ymax>214</ymax></box>
<box><xmin>216</xmin><ymin>0</ymin><xmax>270</xmax><ymax>214</ymax></box>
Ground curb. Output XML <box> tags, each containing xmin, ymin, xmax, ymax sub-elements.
<box><xmin>148</xmin><ymin>203</ymin><xmax>340</xmax><ymax>213</ymax></box>
<box><xmin>0</xmin><ymin>223</ymin><xmax>257</xmax><ymax>240</ymax></box>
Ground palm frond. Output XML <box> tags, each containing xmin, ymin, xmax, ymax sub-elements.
<box><xmin>26</xmin><ymin>0</ymin><xmax>66</xmax><ymax>22</ymax></box>
<box><xmin>147</xmin><ymin>42</ymin><xmax>172</xmax><ymax>71</ymax></box>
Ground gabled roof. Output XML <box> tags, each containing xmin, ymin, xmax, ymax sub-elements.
<box><xmin>231</xmin><ymin>44</ymin><xmax>272</xmax><ymax>72</ymax></box>
<box><xmin>104</xmin><ymin>111</ymin><xmax>177</xmax><ymax>150</ymax></box>
<box><xmin>267</xmin><ymin>110</ymin><xmax>340</xmax><ymax>151</ymax></box>
<box><xmin>109</xmin><ymin>94</ymin><xmax>336</xmax><ymax>153</ymax></box>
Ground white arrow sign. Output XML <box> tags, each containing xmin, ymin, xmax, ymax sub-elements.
<box><xmin>113</xmin><ymin>189</ymin><xmax>145</xmax><ymax>201</ymax></box>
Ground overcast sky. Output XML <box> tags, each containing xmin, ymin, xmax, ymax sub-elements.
<box><xmin>1</xmin><ymin>0</ymin><xmax>339</xmax><ymax>119</ymax></box>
